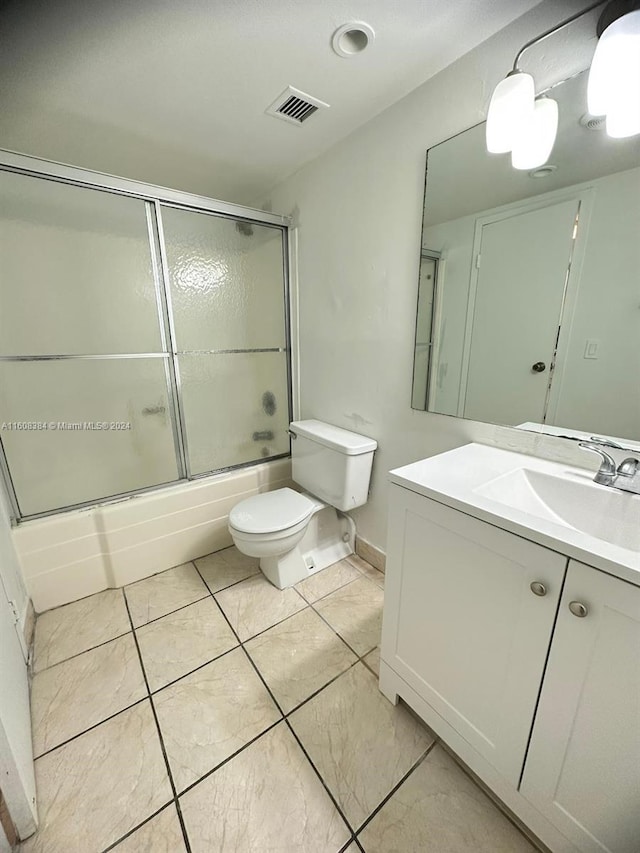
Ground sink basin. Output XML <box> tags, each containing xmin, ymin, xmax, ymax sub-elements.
<box><xmin>389</xmin><ymin>443</ymin><xmax>640</xmax><ymax>583</ymax></box>
<box><xmin>475</xmin><ymin>468</ymin><xmax>640</xmax><ymax>551</ymax></box>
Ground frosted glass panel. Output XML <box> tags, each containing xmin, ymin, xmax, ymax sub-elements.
<box><xmin>0</xmin><ymin>170</ymin><xmax>162</xmax><ymax>355</ymax></box>
<box><xmin>179</xmin><ymin>353</ymin><xmax>289</xmax><ymax>475</ymax></box>
<box><xmin>0</xmin><ymin>359</ymin><xmax>179</xmax><ymax>515</ymax></box>
<box><xmin>161</xmin><ymin>207</ymin><xmax>286</xmax><ymax>350</ymax></box>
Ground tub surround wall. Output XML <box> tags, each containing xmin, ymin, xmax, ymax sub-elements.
<box><xmin>13</xmin><ymin>459</ymin><xmax>292</xmax><ymax>613</ymax></box>
<box><xmin>262</xmin><ymin>0</ymin><xmax>600</xmax><ymax>555</ymax></box>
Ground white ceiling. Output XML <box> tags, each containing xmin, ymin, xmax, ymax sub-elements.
<box><xmin>0</xmin><ymin>0</ymin><xmax>543</xmax><ymax>205</ymax></box>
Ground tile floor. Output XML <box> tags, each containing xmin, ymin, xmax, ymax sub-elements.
<box><xmin>23</xmin><ymin>547</ymin><xmax>537</xmax><ymax>852</ymax></box>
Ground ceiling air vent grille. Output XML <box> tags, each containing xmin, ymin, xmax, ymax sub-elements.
<box><xmin>266</xmin><ymin>86</ymin><xmax>329</xmax><ymax>127</ymax></box>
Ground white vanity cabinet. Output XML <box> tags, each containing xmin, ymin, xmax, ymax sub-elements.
<box><xmin>521</xmin><ymin>560</ymin><xmax>640</xmax><ymax>853</ymax></box>
<box><xmin>380</xmin><ymin>483</ymin><xmax>640</xmax><ymax>853</ymax></box>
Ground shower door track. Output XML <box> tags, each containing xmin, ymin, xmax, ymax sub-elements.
<box><xmin>0</xmin><ymin>150</ymin><xmax>294</xmax><ymax>524</ymax></box>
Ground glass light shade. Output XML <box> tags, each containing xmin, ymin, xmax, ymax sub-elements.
<box><xmin>511</xmin><ymin>97</ymin><xmax>559</xmax><ymax>170</ymax></box>
<box><xmin>486</xmin><ymin>71</ymin><xmax>535</xmax><ymax>153</ymax></box>
<box><xmin>587</xmin><ymin>10</ymin><xmax>640</xmax><ymax>118</ymax></box>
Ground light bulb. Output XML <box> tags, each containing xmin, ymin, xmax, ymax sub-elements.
<box><xmin>486</xmin><ymin>71</ymin><xmax>535</xmax><ymax>153</ymax></box>
<box><xmin>511</xmin><ymin>97</ymin><xmax>559</xmax><ymax>170</ymax></box>
<box><xmin>588</xmin><ymin>9</ymin><xmax>640</xmax><ymax>127</ymax></box>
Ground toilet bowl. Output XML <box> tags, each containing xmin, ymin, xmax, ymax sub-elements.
<box><xmin>229</xmin><ymin>420</ymin><xmax>377</xmax><ymax>589</ymax></box>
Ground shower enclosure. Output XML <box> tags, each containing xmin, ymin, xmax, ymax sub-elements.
<box><xmin>0</xmin><ymin>153</ymin><xmax>292</xmax><ymax>521</ymax></box>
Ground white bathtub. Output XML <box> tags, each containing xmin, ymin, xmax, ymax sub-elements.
<box><xmin>13</xmin><ymin>459</ymin><xmax>292</xmax><ymax>612</ymax></box>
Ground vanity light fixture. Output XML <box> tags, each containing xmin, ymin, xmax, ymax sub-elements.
<box><xmin>512</xmin><ymin>96</ymin><xmax>559</xmax><ymax>170</ymax></box>
<box><xmin>588</xmin><ymin>5</ymin><xmax>640</xmax><ymax>137</ymax></box>
<box><xmin>486</xmin><ymin>0</ymin><xmax>640</xmax><ymax>168</ymax></box>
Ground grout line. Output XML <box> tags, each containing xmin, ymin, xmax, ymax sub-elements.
<box><xmin>128</xmin><ymin>593</ymin><xmax>211</xmax><ymax>630</ymax></box>
<box><xmin>100</xmin><ymin>800</ymin><xmax>175</xmax><ymax>852</ymax></box>
<box><xmin>192</xmin><ymin>563</ymin><xmax>357</xmax><ymax>837</ymax></box>
<box><xmin>353</xmin><ymin>740</ymin><xmax>437</xmax><ymax>838</ymax></box>
<box><xmin>284</xmin><ymin>717</ymin><xmax>356</xmax><ymax>837</ymax></box>
<box><xmin>31</xmin><ymin>627</ymin><xmax>133</xmax><ymax>676</ymax></box>
<box><xmin>122</xmin><ymin>591</ymin><xmax>193</xmax><ymax>853</ymax></box>
<box><xmin>34</xmin><ymin>696</ymin><xmax>149</xmax><ymax>761</ymax></box>
<box><xmin>176</xmin><ymin>719</ymin><xmax>283</xmax><ymax>798</ymax></box>
<box><xmin>149</xmin><ymin>642</ymin><xmax>240</xmax><ymax>695</ymax></box>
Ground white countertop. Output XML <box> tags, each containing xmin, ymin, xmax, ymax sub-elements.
<box><xmin>389</xmin><ymin>443</ymin><xmax>640</xmax><ymax>586</ymax></box>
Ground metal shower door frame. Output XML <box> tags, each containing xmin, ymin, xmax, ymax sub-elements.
<box><xmin>0</xmin><ymin>150</ymin><xmax>293</xmax><ymax>523</ymax></box>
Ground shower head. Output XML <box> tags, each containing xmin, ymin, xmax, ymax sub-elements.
<box><xmin>236</xmin><ymin>220</ymin><xmax>254</xmax><ymax>237</ymax></box>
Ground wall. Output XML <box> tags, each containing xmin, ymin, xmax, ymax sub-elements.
<box><xmin>0</xmin><ymin>481</ymin><xmax>29</xmax><ymax>652</ymax></box>
<box><xmin>262</xmin><ymin>0</ymin><xmax>608</xmax><ymax>553</ymax></box>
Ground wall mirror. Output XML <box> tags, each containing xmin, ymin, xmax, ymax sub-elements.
<box><xmin>412</xmin><ymin>68</ymin><xmax>640</xmax><ymax>445</ymax></box>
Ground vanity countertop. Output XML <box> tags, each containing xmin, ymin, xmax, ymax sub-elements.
<box><xmin>389</xmin><ymin>443</ymin><xmax>640</xmax><ymax>586</ymax></box>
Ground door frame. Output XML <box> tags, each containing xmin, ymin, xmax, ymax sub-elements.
<box><xmin>455</xmin><ymin>185</ymin><xmax>595</xmax><ymax>421</ymax></box>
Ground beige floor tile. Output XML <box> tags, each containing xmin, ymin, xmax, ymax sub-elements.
<box><xmin>295</xmin><ymin>559</ymin><xmax>361</xmax><ymax>603</ymax></box>
<box><xmin>289</xmin><ymin>663</ymin><xmax>433</xmax><ymax>828</ymax></box>
<box><xmin>195</xmin><ymin>546</ymin><xmax>260</xmax><ymax>593</ymax></box>
<box><xmin>363</xmin><ymin>647</ymin><xmax>381</xmax><ymax>677</ymax></box>
<box><xmin>245</xmin><ymin>608</ymin><xmax>357</xmax><ymax>713</ymax></box>
<box><xmin>111</xmin><ymin>803</ymin><xmax>186</xmax><ymax>852</ymax></box>
<box><xmin>180</xmin><ymin>722</ymin><xmax>350</xmax><ymax>852</ymax></box>
<box><xmin>314</xmin><ymin>577</ymin><xmax>383</xmax><ymax>656</ymax></box>
<box><xmin>31</xmin><ymin>633</ymin><xmax>146</xmax><ymax>756</ymax></box>
<box><xmin>345</xmin><ymin>554</ymin><xmax>385</xmax><ymax>588</ymax></box>
<box><xmin>154</xmin><ymin>647</ymin><xmax>281</xmax><ymax>791</ymax></box>
<box><xmin>21</xmin><ymin>701</ymin><xmax>172</xmax><ymax>853</ymax></box>
<box><xmin>215</xmin><ymin>573</ymin><xmax>306</xmax><ymax>641</ymax></box>
<box><xmin>125</xmin><ymin>563</ymin><xmax>208</xmax><ymax>628</ymax></box>
<box><xmin>33</xmin><ymin>589</ymin><xmax>130</xmax><ymax>673</ymax></box>
<box><xmin>358</xmin><ymin>745</ymin><xmax>535</xmax><ymax>852</ymax></box>
<box><xmin>136</xmin><ymin>597</ymin><xmax>237</xmax><ymax>692</ymax></box>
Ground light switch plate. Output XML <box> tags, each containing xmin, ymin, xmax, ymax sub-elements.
<box><xmin>584</xmin><ymin>339</ymin><xmax>600</xmax><ymax>359</ymax></box>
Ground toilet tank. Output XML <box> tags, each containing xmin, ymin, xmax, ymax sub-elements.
<box><xmin>290</xmin><ymin>419</ymin><xmax>377</xmax><ymax>511</ymax></box>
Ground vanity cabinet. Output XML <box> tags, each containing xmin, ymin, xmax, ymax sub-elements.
<box><xmin>521</xmin><ymin>560</ymin><xmax>640</xmax><ymax>853</ymax></box>
<box><xmin>380</xmin><ymin>484</ymin><xmax>640</xmax><ymax>853</ymax></box>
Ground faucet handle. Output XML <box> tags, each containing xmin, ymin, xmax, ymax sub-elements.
<box><xmin>578</xmin><ymin>442</ymin><xmax>617</xmax><ymax>484</ymax></box>
<box><xmin>617</xmin><ymin>457</ymin><xmax>639</xmax><ymax>478</ymax></box>
<box><xmin>588</xmin><ymin>435</ymin><xmax>625</xmax><ymax>450</ymax></box>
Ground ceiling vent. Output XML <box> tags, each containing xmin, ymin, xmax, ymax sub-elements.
<box><xmin>266</xmin><ymin>86</ymin><xmax>329</xmax><ymax>126</ymax></box>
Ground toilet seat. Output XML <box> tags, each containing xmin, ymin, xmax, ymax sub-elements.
<box><xmin>228</xmin><ymin>487</ymin><xmax>315</xmax><ymax>535</ymax></box>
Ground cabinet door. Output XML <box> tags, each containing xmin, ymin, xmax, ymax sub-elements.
<box><xmin>520</xmin><ymin>560</ymin><xmax>640</xmax><ymax>853</ymax></box>
<box><xmin>381</xmin><ymin>486</ymin><xmax>566</xmax><ymax>785</ymax></box>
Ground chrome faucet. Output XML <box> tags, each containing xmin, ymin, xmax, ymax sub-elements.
<box><xmin>578</xmin><ymin>439</ymin><xmax>640</xmax><ymax>495</ymax></box>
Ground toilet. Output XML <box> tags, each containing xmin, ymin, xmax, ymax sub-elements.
<box><xmin>229</xmin><ymin>419</ymin><xmax>377</xmax><ymax>588</ymax></box>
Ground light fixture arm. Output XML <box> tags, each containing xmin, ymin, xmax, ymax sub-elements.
<box><xmin>511</xmin><ymin>0</ymin><xmax>608</xmax><ymax>71</ymax></box>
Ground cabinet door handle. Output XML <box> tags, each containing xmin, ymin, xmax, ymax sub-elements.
<box><xmin>530</xmin><ymin>581</ymin><xmax>547</xmax><ymax>596</ymax></box>
<box><xmin>568</xmin><ymin>601</ymin><xmax>588</xmax><ymax>618</ymax></box>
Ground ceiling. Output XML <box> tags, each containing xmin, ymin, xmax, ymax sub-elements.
<box><xmin>0</xmin><ymin>0</ymin><xmax>543</xmax><ymax>205</ymax></box>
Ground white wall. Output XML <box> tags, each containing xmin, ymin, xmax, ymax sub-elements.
<box><xmin>262</xmin><ymin>0</ymin><xmax>609</xmax><ymax>553</ymax></box>
<box><xmin>0</xmin><ymin>481</ymin><xmax>29</xmax><ymax>648</ymax></box>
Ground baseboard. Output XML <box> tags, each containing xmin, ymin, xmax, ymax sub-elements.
<box><xmin>355</xmin><ymin>536</ymin><xmax>386</xmax><ymax>573</ymax></box>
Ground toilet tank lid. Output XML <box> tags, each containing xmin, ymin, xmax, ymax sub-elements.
<box><xmin>290</xmin><ymin>420</ymin><xmax>377</xmax><ymax>455</ymax></box>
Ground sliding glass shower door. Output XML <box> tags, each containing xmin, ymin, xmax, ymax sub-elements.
<box><xmin>0</xmin><ymin>164</ymin><xmax>290</xmax><ymax>519</ymax></box>
<box><xmin>160</xmin><ymin>207</ymin><xmax>290</xmax><ymax>474</ymax></box>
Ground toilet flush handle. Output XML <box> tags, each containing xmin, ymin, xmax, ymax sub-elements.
<box><xmin>288</xmin><ymin>429</ymin><xmax>298</xmax><ymax>439</ymax></box>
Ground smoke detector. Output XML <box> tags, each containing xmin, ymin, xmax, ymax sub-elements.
<box><xmin>266</xmin><ymin>86</ymin><xmax>329</xmax><ymax>126</ymax></box>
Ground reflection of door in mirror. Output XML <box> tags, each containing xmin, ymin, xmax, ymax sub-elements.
<box><xmin>411</xmin><ymin>254</ymin><xmax>438</xmax><ymax>409</ymax></box>
<box><xmin>462</xmin><ymin>199</ymin><xmax>579</xmax><ymax>425</ymax></box>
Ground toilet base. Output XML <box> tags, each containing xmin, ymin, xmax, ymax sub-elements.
<box><xmin>260</xmin><ymin>504</ymin><xmax>355</xmax><ymax>589</ymax></box>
